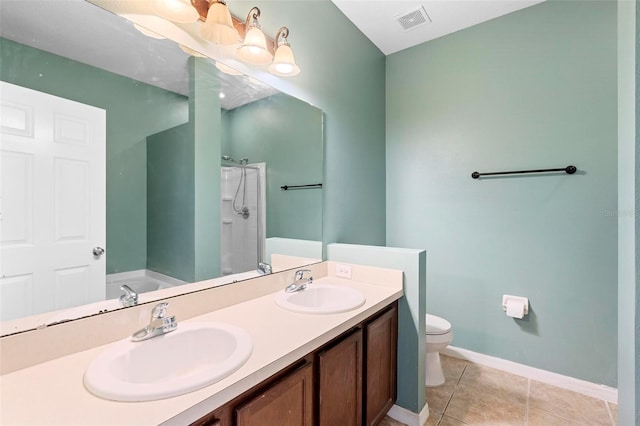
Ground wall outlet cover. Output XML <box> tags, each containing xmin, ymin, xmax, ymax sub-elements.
<box><xmin>336</xmin><ymin>264</ymin><xmax>352</xmax><ymax>279</ymax></box>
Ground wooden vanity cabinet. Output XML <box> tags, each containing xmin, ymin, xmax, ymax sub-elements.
<box><xmin>190</xmin><ymin>358</ymin><xmax>314</xmax><ymax>426</ymax></box>
<box><xmin>317</xmin><ymin>327</ymin><xmax>363</xmax><ymax>426</ymax></box>
<box><xmin>364</xmin><ymin>305</ymin><xmax>398</xmax><ymax>426</ymax></box>
<box><xmin>235</xmin><ymin>361</ymin><xmax>314</xmax><ymax>426</ymax></box>
<box><xmin>190</xmin><ymin>301</ymin><xmax>398</xmax><ymax>426</ymax></box>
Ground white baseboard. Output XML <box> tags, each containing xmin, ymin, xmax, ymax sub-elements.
<box><xmin>387</xmin><ymin>402</ymin><xmax>430</xmax><ymax>426</ymax></box>
<box><xmin>442</xmin><ymin>346</ymin><xmax>618</xmax><ymax>403</ymax></box>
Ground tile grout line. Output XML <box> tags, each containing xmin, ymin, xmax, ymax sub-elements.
<box><xmin>437</xmin><ymin>362</ymin><xmax>468</xmax><ymax>425</ymax></box>
<box><xmin>604</xmin><ymin>400</ymin><xmax>615</xmax><ymax>426</ymax></box>
<box><xmin>523</xmin><ymin>378</ymin><xmax>530</xmax><ymax>426</ymax></box>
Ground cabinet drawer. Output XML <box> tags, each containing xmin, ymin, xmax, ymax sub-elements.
<box><xmin>235</xmin><ymin>361</ymin><xmax>314</xmax><ymax>426</ymax></box>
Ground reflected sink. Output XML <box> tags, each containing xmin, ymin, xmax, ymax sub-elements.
<box><xmin>275</xmin><ymin>283</ymin><xmax>366</xmax><ymax>314</ymax></box>
<box><xmin>84</xmin><ymin>322</ymin><xmax>253</xmax><ymax>402</ymax></box>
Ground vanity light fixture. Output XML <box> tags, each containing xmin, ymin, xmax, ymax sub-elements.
<box><xmin>151</xmin><ymin>0</ymin><xmax>199</xmax><ymax>23</ymax></box>
<box><xmin>237</xmin><ymin>7</ymin><xmax>273</xmax><ymax>65</ymax></box>
<box><xmin>147</xmin><ymin>0</ymin><xmax>300</xmax><ymax>77</ymax></box>
<box><xmin>199</xmin><ymin>0</ymin><xmax>241</xmax><ymax>45</ymax></box>
<box><xmin>268</xmin><ymin>27</ymin><xmax>300</xmax><ymax>77</ymax></box>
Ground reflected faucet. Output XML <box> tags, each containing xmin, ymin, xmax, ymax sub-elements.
<box><xmin>257</xmin><ymin>262</ymin><xmax>272</xmax><ymax>275</ymax></box>
<box><xmin>285</xmin><ymin>269</ymin><xmax>312</xmax><ymax>293</ymax></box>
<box><xmin>131</xmin><ymin>302</ymin><xmax>177</xmax><ymax>342</ymax></box>
<box><xmin>119</xmin><ymin>284</ymin><xmax>138</xmax><ymax>307</ymax></box>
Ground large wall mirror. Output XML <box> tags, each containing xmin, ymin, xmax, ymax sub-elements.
<box><xmin>0</xmin><ymin>0</ymin><xmax>323</xmax><ymax>335</ymax></box>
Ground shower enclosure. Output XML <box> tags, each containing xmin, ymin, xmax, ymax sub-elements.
<box><xmin>220</xmin><ymin>157</ymin><xmax>266</xmax><ymax>276</ymax></box>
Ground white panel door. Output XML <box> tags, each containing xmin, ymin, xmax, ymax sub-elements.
<box><xmin>0</xmin><ymin>81</ymin><xmax>106</xmax><ymax>321</ymax></box>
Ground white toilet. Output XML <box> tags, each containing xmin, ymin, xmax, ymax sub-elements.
<box><xmin>425</xmin><ymin>314</ymin><xmax>454</xmax><ymax>387</ymax></box>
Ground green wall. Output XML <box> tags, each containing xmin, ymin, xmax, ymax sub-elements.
<box><xmin>227</xmin><ymin>1</ymin><xmax>387</xmax><ymax>248</ymax></box>
<box><xmin>636</xmin><ymin>1</ymin><xmax>639</xmax><ymax>420</ymax></box>
<box><xmin>618</xmin><ymin>0</ymin><xmax>639</xmax><ymax>422</ymax></box>
<box><xmin>636</xmin><ymin>3</ymin><xmax>639</xmax><ymax>422</ymax></box>
<box><xmin>147</xmin><ymin>59</ymin><xmax>221</xmax><ymax>282</ymax></box>
<box><xmin>0</xmin><ymin>37</ymin><xmax>189</xmax><ymax>274</ymax></box>
<box><xmin>386</xmin><ymin>0</ymin><xmax>618</xmax><ymax>386</ymax></box>
<box><xmin>192</xmin><ymin>59</ymin><xmax>222</xmax><ymax>281</ymax></box>
<box><xmin>222</xmin><ymin>93</ymin><xmax>323</xmax><ymax>241</ymax></box>
<box><xmin>147</xmin><ymin>124</ymin><xmax>194</xmax><ymax>281</ymax></box>
<box><xmin>327</xmin><ymin>244</ymin><xmax>427</xmax><ymax>414</ymax></box>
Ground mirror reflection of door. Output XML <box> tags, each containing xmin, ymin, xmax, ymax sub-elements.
<box><xmin>0</xmin><ymin>81</ymin><xmax>106</xmax><ymax>321</ymax></box>
<box><xmin>0</xmin><ymin>0</ymin><xmax>323</xmax><ymax>332</ymax></box>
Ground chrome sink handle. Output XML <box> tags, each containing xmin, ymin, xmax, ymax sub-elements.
<box><xmin>119</xmin><ymin>284</ymin><xmax>138</xmax><ymax>307</ymax></box>
<box><xmin>294</xmin><ymin>269</ymin><xmax>311</xmax><ymax>281</ymax></box>
<box><xmin>285</xmin><ymin>269</ymin><xmax>313</xmax><ymax>293</ymax></box>
<box><xmin>151</xmin><ymin>302</ymin><xmax>169</xmax><ymax>320</ymax></box>
<box><xmin>257</xmin><ymin>262</ymin><xmax>272</xmax><ymax>275</ymax></box>
<box><xmin>132</xmin><ymin>302</ymin><xmax>177</xmax><ymax>342</ymax></box>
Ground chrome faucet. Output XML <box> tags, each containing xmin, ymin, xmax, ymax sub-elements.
<box><xmin>257</xmin><ymin>262</ymin><xmax>272</xmax><ymax>275</ymax></box>
<box><xmin>285</xmin><ymin>269</ymin><xmax>313</xmax><ymax>293</ymax></box>
<box><xmin>131</xmin><ymin>302</ymin><xmax>177</xmax><ymax>342</ymax></box>
<box><xmin>119</xmin><ymin>284</ymin><xmax>138</xmax><ymax>307</ymax></box>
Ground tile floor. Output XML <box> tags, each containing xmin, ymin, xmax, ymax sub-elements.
<box><xmin>380</xmin><ymin>355</ymin><xmax>618</xmax><ymax>426</ymax></box>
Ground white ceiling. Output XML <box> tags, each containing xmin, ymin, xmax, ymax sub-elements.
<box><xmin>1</xmin><ymin>0</ymin><xmax>547</xmax><ymax>105</ymax></box>
<box><xmin>331</xmin><ymin>0</ymin><xmax>546</xmax><ymax>55</ymax></box>
<box><xmin>0</xmin><ymin>0</ymin><xmax>277</xmax><ymax>110</ymax></box>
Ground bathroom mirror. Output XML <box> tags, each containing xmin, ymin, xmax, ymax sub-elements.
<box><xmin>0</xmin><ymin>0</ymin><xmax>323</xmax><ymax>335</ymax></box>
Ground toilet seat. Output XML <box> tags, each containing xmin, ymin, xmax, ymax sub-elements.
<box><xmin>426</xmin><ymin>314</ymin><xmax>451</xmax><ymax>335</ymax></box>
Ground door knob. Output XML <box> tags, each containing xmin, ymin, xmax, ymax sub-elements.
<box><xmin>92</xmin><ymin>247</ymin><xmax>105</xmax><ymax>256</ymax></box>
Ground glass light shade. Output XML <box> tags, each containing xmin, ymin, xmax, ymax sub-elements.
<box><xmin>268</xmin><ymin>44</ymin><xmax>300</xmax><ymax>77</ymax></box>
<box><xmin>237</xmin><ymin>27</ymin><xmax>273</xmax><ymax>65</ymax></box>
<box><xmin>151</xmin><ymin>0</ymin><xmax>199</xmax><ymax>23</ymax></box>
<box><xmin>199</xmin><ymin>3</ymin><xmax>241</xmax><ymax>45</ymax></box>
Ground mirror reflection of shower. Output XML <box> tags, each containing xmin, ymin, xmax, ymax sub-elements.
<box><xmin>221</xmin><ymin>155</ymin><xmax>250</xmax><ymax>219</ymax></box>
<box><xmin>220</xmin><ymin>156</ymin><xmax>266</xmax><ymax>276</ymax></box>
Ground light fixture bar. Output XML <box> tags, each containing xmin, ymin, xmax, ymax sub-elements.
<box><xmin>190</xmin><ymin>0</ymin><xmax>275</xmax><ymax>52</ymax></box>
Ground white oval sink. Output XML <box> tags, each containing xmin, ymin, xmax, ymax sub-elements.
<box><xmin>84</xmin><ymin>322</ymin><xmax>252</xmax><ymax>402</ymax></box>
<box><xmin>275</xmin><ymin>284</ymin><xmax>366</xmax><ymax>314</ymax></box>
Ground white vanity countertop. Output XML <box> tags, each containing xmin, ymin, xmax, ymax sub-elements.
<box><xmin>0</xmin><ymin>275</ymin><xmax>402</xmax><ymax>426</ymax></box>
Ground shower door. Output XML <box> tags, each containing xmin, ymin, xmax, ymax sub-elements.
<box><xmin>220</xmin><ymin>163</ymin><xmax>265</xmax><ymax>275</ymax></box>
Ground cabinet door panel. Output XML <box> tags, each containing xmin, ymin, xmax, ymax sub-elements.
<box><xmin>317</xmin><ymin>328</ymin><xmax>363</xmax><ymax>426</ymax></box>
<box><xmin>235</xmin><ymin>362</ymin><xmax>313</xmax><ymax>426</ymax></box>
<box><xmin>365</xmin><ymin>305</ymin><xmax>398</xmax><ymax>425</ymax></box>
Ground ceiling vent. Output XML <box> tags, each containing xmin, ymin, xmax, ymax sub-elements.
<box><xmin>395</xmin><ymin>6</ymin><xmax>431</xmax><ymax>31</ymax></box>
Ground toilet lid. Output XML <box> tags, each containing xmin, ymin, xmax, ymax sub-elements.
<box><xmin>426</xmin><ymin>314</ymin><xmax>451</xmax><ymax>335</ymax></box>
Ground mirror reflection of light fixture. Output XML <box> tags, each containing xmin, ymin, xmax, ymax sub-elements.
<box><xmin>151</xmin><ymin>0</ymin><xmax>199</xmax><ymax>23</ymax></box>
<box><xmin>199</xmin><ymin>0</ymin><xmax>241</xmax><ymax>45</ymax></box>
<box><xmin>237</xmin><ymin>7</ymin><xmax>273</xmax><ymax>65</ymax></box>
<box><xmin>268</xmin><ymin>27</ymin><xmax>300</xmax><ymax>77</ymax></box>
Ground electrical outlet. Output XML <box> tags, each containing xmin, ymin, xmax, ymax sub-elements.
<box><xmin>336</xmin><ymin>264</ymin><xmax>352</xmax><ymax>279</ymax></box>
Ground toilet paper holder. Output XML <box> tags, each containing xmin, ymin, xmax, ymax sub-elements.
<box><xmin>502</xmin><ymin>295</ymin><xmax>529</xmax><ymax>316</ymax></box>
